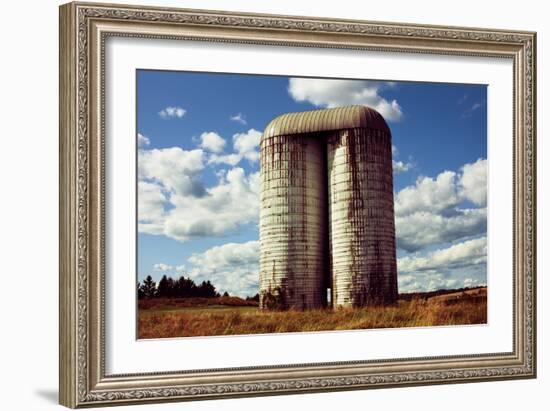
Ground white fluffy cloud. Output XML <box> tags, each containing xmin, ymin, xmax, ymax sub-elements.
<box><xmin>208</xmin><ymin>153</ymin><xmax>242</xmax><ymax>167</ymax></box>
<box><xmin>138</xmin><ymin>181</ymin><xmax>167</xmax><ymax>235</ymax></box>
<box><xmin>398</xmin><ymin>237</ymin><xmax>487</xmax><ymax>273</ymax></box>
<box><xmin>392</xmin><ymin>144</ymin><xmax>413</xmax><ymax>174</ymax></box>
<box><xmin>187</xmin><ymin>241</ymin><xmax>260</xmax><ymax>296</ymax></box>
<box><xmin>138</xmin><ymin>157</ymin><xmax>260</xmax><ymax>241</ymax></box>
<box><xmin>460</xmin><ymin>159</ymin><xmax>487</xmax><ymax>206</ymax></box>
<box><xmin>395</xmin><ymin>170</ymin><xmax>461</xmax><ymax>217</ymax></box>
<box><xmin>397</xmin><ymin>237</ymin><xmax>487</xmax><ymax>292</ymax></box>
<box><xmin>288</xmin><ymin>78</ymin><xmax>403</xmax><ymax>122</ymax></box>
<box><xmin>207</xmin><ymin>129</ymin><xmax>262</xmax><ymax>166</ymax></box>
<box><xmin>230</xmin><ymin>113</ymin><xmax>247</xmax><ymax>125</ymax></box>
<box><xmin>158</xmin><ymin>106</ymin><xmax>186</xmax><ymax>119</ymax></box>
<box><xmin>395</xmin><ymin>158</ymin><xmax>487</xmax><ymax>252</ymax></box>
<box><xmin>398</xmin><ymin>272</ymin><xmax>464</xmax><ymax>293</ymax></box>
<box><xmin>138</xmin><ymin>147</ymin><xmax>205</xmax><ymax>197</ymax></box>
<box><xmin>163</xmin><ymin>168</ymin><xmax>260</xmax><ymax>241</ymax></box>
<box><xmin>188</xmin><ymin>240</ymin><xmax>259</xmax><ymax>271</ymax></box>
<box><xmin>153</xmin><ymin>263</ymin><xmax>173</xmax><ymax>272</ymax></box>
<box><xmin>199</xmin><ymin>132</ymin><xmax>226</xmax><ymax>154</ymax></box>
<box><xmin>393</xmin><ymin>160</ymin><xmax>412</xmax><ymax>174</ymax></box>
<box><xmin>396</xmin><ymin>209</ymin><xmax>487</xmax><ymax>252</ymax></box>
<box><xmin>398</xmin><ymin>273</ymin><xmax>460</xmax><ymax>293</ymax></box>
<box><xmin>137</xmin><ymin>128</ymin><xmax>263</xmax><ymax>242</ymax></box>
<box><xmin>463</xmin><ymin>277</ymin><xmax>486</xmax><ymax>288</ymax></box>
<box><xmin>233</xmin><ymin>129</ymin><xmax>261</xmax><ymax>163</ymax></box>
<box><xmin>137</xmin><ymin>133</ymin><xmax>150</xmax><ymax>147</ymax></box>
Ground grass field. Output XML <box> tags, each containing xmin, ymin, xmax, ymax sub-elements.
<box><xmin>138</xmin><ymin>287</ymin><xmax>487</xmax><ymax>339</ymax></box>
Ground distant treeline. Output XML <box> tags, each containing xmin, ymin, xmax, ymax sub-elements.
<box><xmin>137</xmin><ymin>274</ymin><xmax>260</xmax><ymax>301</ymax></box>
<box><xmin>398</xmin><ymin>286</ymin><xmax>487</xmax><ymax>301</ymax></box>
<box><xmin>138</xmin><ymin>275</ymin><xmax>219</xmax><ymax>299</ymax></box>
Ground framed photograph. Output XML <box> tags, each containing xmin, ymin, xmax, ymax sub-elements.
<box><xmin>59</xmin><ymin>1</ymin><xmax>537</xmax><ymax>408</ymax></box>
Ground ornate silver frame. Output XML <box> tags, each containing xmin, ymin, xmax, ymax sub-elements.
<box><xmin>59</xmin><ymin>1</ymin><xmax>536</xmax><ymax>408</ymax></box>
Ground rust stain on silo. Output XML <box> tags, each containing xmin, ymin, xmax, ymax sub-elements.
<box><xmin>259</xmin><ymin>105</ymin><xmax>397</xmax><ymax>310</ymax></box>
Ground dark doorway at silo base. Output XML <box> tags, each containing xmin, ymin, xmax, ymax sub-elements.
<box><xmin>259</xmin><ymin>106</ymin><xmax>398</xmax><ymax>311</ymax></box>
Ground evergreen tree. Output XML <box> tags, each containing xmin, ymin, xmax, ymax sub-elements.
<box><xmin>175</xmin><ymin>276</ymin><xmax>196</xmax><ymax>298</ymax></box>
<box><xmin>246</xmin><ymin>293</ymin><xmax>260</xmax><ymax>302</ymax></box>
<box><xmin>166</xmin><ymin>276</ymin><xmax>176</xmax><ymax>297</ymax></box>
<box><xmin>139</xmin><ymin>275</ymin><xmax>157</xmax><ymax>299</ymax></box>
<box><xmin>197</xmin><ymin>280</ymin><xmax>218</xmax><ymax>297</ymax></box>
<box><xmin>157</xmin><ymin>275</ymin><xmax>171</xmax><ymax>298</ymax></box>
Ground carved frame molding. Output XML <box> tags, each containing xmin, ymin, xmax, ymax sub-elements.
<box><xmin>59</xmin><ymin>2</ymin><xmax>536</xmax><ymax>407</ymax></box>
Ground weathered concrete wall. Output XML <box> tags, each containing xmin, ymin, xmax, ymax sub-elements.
<box><xmin>327</xmin><ymin>128</ymin><xmax>398</xmax><ymax>307</ymax></box>
<box><xmin>259</xmin><ymin>134</ymin><xmax>328</xmax><ymax>310</ymax></box>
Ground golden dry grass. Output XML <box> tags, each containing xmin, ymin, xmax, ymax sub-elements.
<box><xmin>138</xmin><ymin>291</ymin><xmax>487</xmax><ymax>339</ymax></box>
<box><xmin>138</xmin><ymin>295</ymin><xmax>258</xmax><ymax>310</ymax></box>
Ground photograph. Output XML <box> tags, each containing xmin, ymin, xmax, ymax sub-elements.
<box><xmin>136</xmin><ymin>70</ymin><xmax>488</xmax><ymax>338</ymax></box>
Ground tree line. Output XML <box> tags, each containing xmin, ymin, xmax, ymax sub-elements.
<box><xmin>137</xmin><ymin>274</ymin><xmax>221</xmax><ymax>299</ymax></box>
<box><xmin>398</xmin><ymin>286</ymin><xmax>486</xmax><ymax>301</ymax></box>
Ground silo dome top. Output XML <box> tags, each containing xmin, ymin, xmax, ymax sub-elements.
<box><xmin>262</xmin><ymin>105</ymin><xmax>390</xmax><ymax>139</ymax></box>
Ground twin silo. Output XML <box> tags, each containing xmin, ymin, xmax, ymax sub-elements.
<box><xmin>259</xmin><ymin>105</ymin><xmax>398</xmax><ymax>310</ymax></box>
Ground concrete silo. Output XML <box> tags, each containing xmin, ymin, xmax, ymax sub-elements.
<box><xmin>327</xmin><ymin>107</ymin><xmax>398</xmax><ymax>307</ymax></box>
<box><xmin>259</xmin><ymin>105</ymin><xmax>398</xmax><ymax>310</ymax></box>
<box><xmin>259</xmin><ymin>113</ymin><xmax>328</xmax><ymax>310</ymax></box>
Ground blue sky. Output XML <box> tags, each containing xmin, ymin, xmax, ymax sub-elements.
<box><xmin>137</xmin><ymin>70</ymin><xmax>487</xmax><ymax>297</ymax></box>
